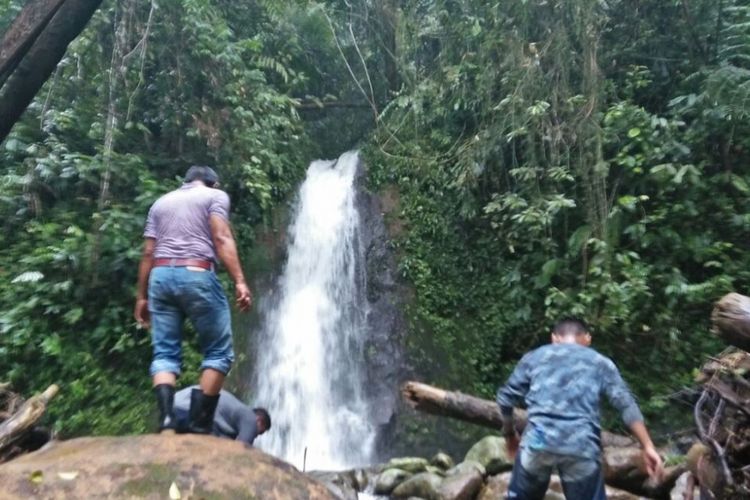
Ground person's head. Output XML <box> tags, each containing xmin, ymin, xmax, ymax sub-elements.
<box><xmin>253</xmin><ymin>407</ymin><xmax>271</xmax><ymax>435</ymax></box>
<box><xmin>184</xmin><ymin>165</ymin><xmax>219</xmax><ymax>187</ymax></box>
<box><xmin>551</xmin><ymin>317</ymin><xmax>591</xmax><ymax>346</ymax></box>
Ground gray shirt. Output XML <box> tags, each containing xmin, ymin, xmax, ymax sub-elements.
<box><xmin>144</xmin><ymin>182</ymin><xmax>230</xmax><ymax>262</ymax></box>
<box><xmin>497</xmin><ymin>343</ymin><xmax>643</xmax><ymax>460</ymax></box>
<box><xmin>174</xmin><ymin>386</ymin><xmax>260</xmax><ymax>445</ymax></box>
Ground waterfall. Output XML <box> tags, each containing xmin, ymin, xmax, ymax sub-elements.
<box><xmin>253</xmin><ymin>151</ymin><xmax>377</xmax><ymax>471</ymax></box>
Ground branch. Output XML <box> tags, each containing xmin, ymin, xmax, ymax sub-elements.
<box><xmin>0</xmin><ymin>384</ymin><xmax>58</xmax><ymax>452</ymax></box>
<box><xmin>294</xmin><ymin>100</ymin><xmax>371</xmax><ymax>110</ymax></box>
<box><xmin>322</xmin><ymin>9</ymin><xmax>378</xmax><ymax>120</ymax></box>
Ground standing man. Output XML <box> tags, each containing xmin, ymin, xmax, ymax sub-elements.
<box><xmin>497</xmin><ymin>317</ymin><xmax>663</xmax><ymax>500</ymax></box>
<box><xmin>134</xmin><ymin>166</ymin><xmax>252</xmax><ymax>434</ymax></box>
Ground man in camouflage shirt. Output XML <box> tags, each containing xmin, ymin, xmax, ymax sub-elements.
<box><xmin>496</xmin><ymin>317</ymin><xmax>663</xmax><ymax>499</ymax></box>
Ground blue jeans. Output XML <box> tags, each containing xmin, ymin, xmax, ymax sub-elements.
<box><xmin>506</xmin><ymin>448</ymin><xmax>605</xmax><ymax>500</ymax></box>
<box><xmin>148</xmin><ymin>265</ymin><xmax>234</xmax><ymax>376</ymax></box>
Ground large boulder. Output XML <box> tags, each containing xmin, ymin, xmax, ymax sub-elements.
<box><xmin>374</xmin><ymin>468</ymin><xmax>413</xmax><ymax>495</ymax></box>
<box><xmin>477</xmin><ymin>472</ymin><xmax>512</xmax><ymax>500</ymax></box>
<box><xmin>430</xmin><ymin>451</ymin><xmax>455</xmax><ymax>471</ymax></box>
<box><xmin>385</xmin><ymin>456</ymin><xmax>430</xmax><ymax>473</ymax></box>
<box><xmin>391</xmin><ymin>471</ymin><xmax>443</xmax><ymax>499</ymax></box>
<box><xmin>0</xmin><ymin>434</ymin><xmax>335</xmax><ymax>499</ymax></box>
<box><xmin>464</xmin><ymin>436</ymin><xmax>512</xmax><ymax>475</ymax></box>
<box><xmin>446</xmin><ymin>460</ymin><xmax>486</xmax><ymax>478</ymax></box>
<box><xmin>437</xmin><ymin>468</ymin><xmax>484</xmax><ymax>500</ymax></box>
<box><xmin>307</xmin><ymin>470</ymin><xmax>359</xmax><ymax>500</ymax></box>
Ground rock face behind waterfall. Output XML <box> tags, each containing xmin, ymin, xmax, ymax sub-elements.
<box><xmin>0</xmin><ymin>434</ymin><xmax>335</xmax><ymax>499</ymax></box>
<box><xmin>355</xmin><ymin>160</ymin><xmax>407</xmax><ymax>453</ymax></box>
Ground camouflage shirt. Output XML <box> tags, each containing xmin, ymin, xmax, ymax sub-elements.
<box><xmin>496</xmin><ymin>343</ymin><xmax>643</xmax><ymax>460</ymax></box>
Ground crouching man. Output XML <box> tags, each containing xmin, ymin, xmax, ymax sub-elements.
<box><xmin>174</xmin><ymin>386</ymin><xmax>270</xmax><ymax>446</ymax></box>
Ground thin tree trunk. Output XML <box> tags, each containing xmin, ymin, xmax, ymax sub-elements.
<box><xmin>0</xmin><ymin>0</ymin><xmax>104</xmax><ymax>144</ymax></box>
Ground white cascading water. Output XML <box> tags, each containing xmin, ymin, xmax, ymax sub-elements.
<box><xmin>254</xmin><ymin>151</ymin><xmax>377</xmax><ymax>471</ymax></box>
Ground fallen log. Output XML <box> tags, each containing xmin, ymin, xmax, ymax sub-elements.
<box><xmin>401</xmin><ymin>381</ymin><xmax>681</xmax><ymax>497</ymax></box>
<box><xmin>0</xmin><ymin>384</ymin><xmax>58</xmax><ymax>453</ymax></box>
<box><xmin>711</xmin><ymin>293</ymin><xmax>750</xmax><ymax>351</ymax></box>
<box><xmin>401</xmin><ymin>381</ymin><xmax>634</xmax><ymax>447</ymax></box>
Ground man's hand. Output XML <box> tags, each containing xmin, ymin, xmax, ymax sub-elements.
<box><xmin>505</xmin><ymin>432</ymin><xmax>520</xmax><ymax>461</ymax></box>
<box><xmin>235</xmin><ymin>282</ymin><xmax>252</xmax><ymax>312</ymax></box>
<box><xmin>642</xmin><ymin>445</ymin><xmax>663</xmax><ymax>480</ymax></box>
<box><xmin>134</xmin><ymin>298</ymin><xmax>150</xmax><ymax>328</ymax></box>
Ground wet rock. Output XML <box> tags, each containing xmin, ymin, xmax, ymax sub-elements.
<box><xmin>391</xmin><ymin>472</ymin><xmax>443</xmax><ymax>500</ymax></box>
<box><xmin>437</xmin><ymin>468</ymin><xmax>484</xmax><ymax>500</ymax></box>
<box><xmin>425</xmin><ymin>465</ymin><xmax>446</xmax><ymax>476</ymax></box>
<box><xmin>0</xmin><ymin>434</ymin><xmax>335</xmax><ymax>500</ymax></box>
<box><xmin>385</xmin><ymin>457</ymin><xmax>430</xmax><ymax>473</ymax></box>
<box><xmin>355</xmin><ymin>164</ymin><xmax>407</xmax><ymax>456</ymax></box>
<box><xmin>352</xmin><ymin>467</ymin><xmax>378</xmax><ymax>491</ymax></box>
<box><xmin>374</xmin><ymin>468</ymin><xmax>413</xmax><ymax>494</ymax></box>
<box><xmin>307</xmin><ymin>470</ymin><xmax>359</xmax><ymax>500</ymax></box>
<box><xmin>430</xmin><ymin>451</ymin><xmax>454</xmax><ymax>470</ymax></box>
<box><xmin>446</xmin><ymin>460</ymin><xmax>486</xmax><ymax>478</ymax></box>
<box><xmin>464</xmin><ymin>436</ymin><xmax>512</xmax><ymax>475</ymax></box>
<box><xmin>477</xmin><ymin>472</ymin><xmax>511</xmax><ymax>500</ymax></box>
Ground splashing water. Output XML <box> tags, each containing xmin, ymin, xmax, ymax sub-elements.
<box><xmin>253</xmin><ymin>151</ymin><xmax>377</xmax><ymax>470</ymax></box>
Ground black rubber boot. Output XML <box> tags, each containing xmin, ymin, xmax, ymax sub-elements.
<box><xmin>188</xmin><ymin>387</ymin><xmax>220</xmax><ymax>434</ymax></box>
<box><xmin>154</xmin><ymin>384</ymin><xmax>176</xmax><ymax>433</ymax></box>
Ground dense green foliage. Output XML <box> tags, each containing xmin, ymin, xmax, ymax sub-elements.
<box><xmin>0</xmin><ymin>0</ymin><xmax>314</xmax><ymax>435</ymax></box>
<box><xmin>1</xmin><ymin>0</ymin><xmax>749</xmax><ymax>449</ymax></box>
<box><xmin>364</xmin><ymin>0</ymin><xmax>750</xmax><ymax>439</ymax></box>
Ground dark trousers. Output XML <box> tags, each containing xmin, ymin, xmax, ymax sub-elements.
<box><xmin>506</xmin><ymin>448</ymin><xmax>606</xmax><ymax>500</ymax></box>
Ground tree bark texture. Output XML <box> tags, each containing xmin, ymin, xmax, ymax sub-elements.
<box><xmin>0</xmin><ymin>384</ymin><xmax>58</xmax><ymax>453</ymax></box>
<box><xmin>711</xmin><ymin>292</ymin><xmax>750</xmax><ymax>351</ymax></box>
<box><xmin>0</xmin><ymin>0</ymin><xmax>104</xmax><ymax>144</ymax></box>
<box><xmin>0</xmin><ymin>0</ymin><xmax>67</xmax><ymax>87</ymax></box>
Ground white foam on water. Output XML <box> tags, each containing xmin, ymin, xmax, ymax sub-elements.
<box><xmin>253</xmin><ymin>151</ymin><xmax>377</xmax><ymax>470</ymax></box>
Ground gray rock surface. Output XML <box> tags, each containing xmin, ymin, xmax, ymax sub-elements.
<box><xmin>464</xmin><ymin>436</ymin><xmax>513</xmax><ymax>475</ymax></box>
<box><xmin>374</xmin><ymin>468</ymin><xmax>413</xmax><ymax>495</ymax></box>
<box><xmin>437</xmin><ymin>468</ymin><xmax>484</xmax><ymax>500</ymax></box>
<box><xmin>391</xmin><ymin>472</ymin><xmax>443</xmax><ymax>500</ymax></box>
<box><xmin>430</xmin><ymin>451</ymin><xmax>455</xmax><ymax>470</ymax></box>
<box><xmin>385</xmin><ymin>457</ymin><xmax>430</xmax><ymax>474</ymax></box>
<box><xmin>446</xmin><ymin>460</ymin><xmax>486</xmax><ymax>478</ymax></box>
<box><xmin>0</xmin><ymin>435</ymin><xmax>335</xmax><ymax>500</ymax></box>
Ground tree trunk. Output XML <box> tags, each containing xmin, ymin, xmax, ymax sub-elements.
<box><xmin>401</xmin><ymin>381</ymin><xmax>634</xmax><ymax>447</ymax></box>
<box><xmin>0</xmin><ymin>0</ymin><xmax>67</xmax><ymax>87</ymax></box>
<box><xmin>711</xmin><ymin>293</ymin><xmax>750</xmax><ymax>351</ymax></box>
<box><xmin>0</xmin><ymin>0</ymin><xmax>104</xmax><ymax>144</ymax></box>
<box><xmin>401</xmin><ymin>381</ymin><xmax>683</xmax><ymax>497</ymax></box>
<box><xmin>0</xmin><ymin>384</ymin><xmax>58</xmax><ymax>453</ymax></box>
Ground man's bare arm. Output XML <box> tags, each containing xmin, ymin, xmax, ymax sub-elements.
<box><xmin>209</xmin><ymin>214</ymin><xmax>251</xmax><ymax>311</ymax></box>
<box><xmin>629</xmin><ymin>420</ymin><xmax>663</xmax><ymax>479</ymax></box>
<box><xmin>134</xmin><ymin>238</ymin><xmax>155</xmax><ymax>327</ymax></box>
